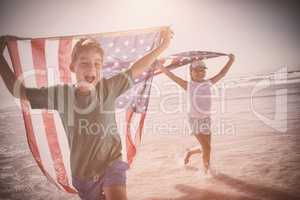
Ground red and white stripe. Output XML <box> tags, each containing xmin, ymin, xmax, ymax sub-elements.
<box><xmin>125</xmin><ymin>109</ymin><xmax>147</xmax><ymax>165</ymax></box>
<box><xmin>7</xmin><ymin>38</ymin><xmax>77</xmax><ymax>193</ymax></box>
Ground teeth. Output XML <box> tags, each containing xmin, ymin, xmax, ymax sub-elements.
<box><xmin>85</xmin><ymin>76</ymin><xmax>95</xmax><ymax>83</ymax></box>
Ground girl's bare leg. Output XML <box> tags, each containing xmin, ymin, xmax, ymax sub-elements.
<box><xmin>194</xmin><ymin>133</ymin><xmax>211</xmax><ymax>173</ymax></box>
<box><xmin>184</xmin><ymin>147</ymin><xmax>202</xmax><ymax>164</ymax></box>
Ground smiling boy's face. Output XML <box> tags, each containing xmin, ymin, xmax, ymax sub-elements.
<box><xmin>71</xmin><ymin>48</ymin><xmax>103</xmax><ymax>93</ymax></box>
<box><xmin>69</xmin><ymin>38</ymin><xmax>104</xmax><ymax>94</ymax></box>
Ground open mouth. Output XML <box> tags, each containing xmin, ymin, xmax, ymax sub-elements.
<box><xmin>84</xmin><ymin>75</ymin><xmax>96</xmax><ymax>83</ymax></box>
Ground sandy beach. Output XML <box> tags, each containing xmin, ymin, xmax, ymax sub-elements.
<box><xmin>0</xmin><ymin>75</ymin><xmax>300</xmax><ymax>200</ymax></box>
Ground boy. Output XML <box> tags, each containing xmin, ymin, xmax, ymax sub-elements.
<box><xmin>158</xmin><ymin>54</ymin><xmax>235</xmax><ymax>175</ymax></box>
<box><xmin>0</xmin><ymin>28</ymin><xmax>173</xmax><ymax>200</ymax></box>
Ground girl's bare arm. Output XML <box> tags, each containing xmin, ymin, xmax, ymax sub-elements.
<box><xmin>209</xmin><ymin>54</ymin><xmax>235</xmax><ymax>84</ymax></box>
<box><xmin>158</xmin><ymin>66</ymin><xmax>188</xmax><ymax>90</ymax></box>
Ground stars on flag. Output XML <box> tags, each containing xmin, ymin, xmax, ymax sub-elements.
<box><xmin>124</xmin><ymin>40</ymin><xmax>129</xmax><ymax>46</ymax></box>
<box><xmin>98</xmin><ymin>32</ymin><xmax>160</xmax><ymax>113</ymax></box>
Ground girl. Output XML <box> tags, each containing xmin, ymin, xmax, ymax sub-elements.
<box><xmin>159</xmin><ymin>54</ymin><xmax>235</xmax><ymax>174</ymax></box>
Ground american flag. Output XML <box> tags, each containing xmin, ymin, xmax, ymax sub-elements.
<box><xmin>3</xmin><ymin>26</ymin><xmax>226</xmax><ymax>193</ymax></box>
<box><xmin>155</xmin><ymin>51</ymin><xmax>227</xmax><ymax>75</ymax></box>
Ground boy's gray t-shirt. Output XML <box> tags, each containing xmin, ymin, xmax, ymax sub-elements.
<box><xmin>25</xmin><ymin>70</ymin><xmax>133</xmax><ymax>180</ymax></box>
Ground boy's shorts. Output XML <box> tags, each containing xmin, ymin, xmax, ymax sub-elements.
<box><xmin>188</xmin><ymin>116</ymin><xmax>211</xmax><ymax>135</ymax></box>
<box><xmin>72</xmin><ymin>159</ymin><xmax>129</xmax><ymax>200</ymax></box>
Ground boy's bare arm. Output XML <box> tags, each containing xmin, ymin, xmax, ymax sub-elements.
<box><xmin>130</xmin><ymin>27</ymin><xmax>173</xmax><ymax>79</ymax></box>
<box><xmin>209</xmin><ymin>54</ymin><xmax>235</xmax><ymax>84</ymax></box>
<box><xmin>158</xmin><ymin>66</ymin><xmax>188</xmax><ymax>90</ymax></box>
<box><xmin>0</xmin><ymin>36</ymin><xmax>26</xmax><ymax>98</ymax></box>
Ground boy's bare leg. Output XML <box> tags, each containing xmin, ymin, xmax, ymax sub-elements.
<box><xmin>103</xmin><ymin>186</ymin><xmax>127</xmax><ymax>200</ymax></box>
<box><xmin>184</xmin><ymin>147</ymin><xmax>202</xmax><ymax>164</ymax></box>
<box><xmin>195</xmin><ymin>133</ymin><xmax>211</xmax><ymax>173</ymax></box>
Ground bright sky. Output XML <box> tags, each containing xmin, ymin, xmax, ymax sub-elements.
<box><xmin>0</xmin><ymin>0</ymin><xmax>299</xmax><ymax>108</ymax></box>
